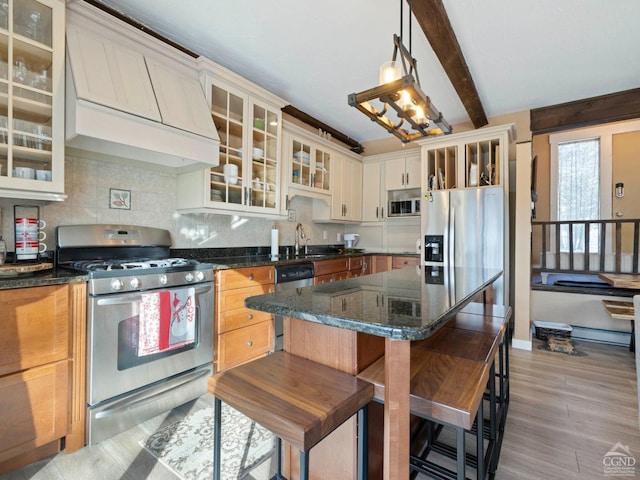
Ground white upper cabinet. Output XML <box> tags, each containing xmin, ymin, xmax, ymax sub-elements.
<box><xmin>176</xmin><ymin>59</ymin><xmax>286</xmax><ymax>217</ymax></box>
<box><xmin>385</xmin><ymin>153</ymin><xmax>420</xmax><ymax>190</ymax></box>
<box><xmin>420</xmin><ymin>123</ymin><xmax>515</xmax><ymax>192</ymax></box>
<box><xmin>284</xmin><ymin>128</ymin><xmax>333</xmax><ymax>199</ymax></box>
<box><xmin>362</xmin><ymin>161</ymin><xmax>385</xmax><ymax>222</ymax></box>
<box><xmin>312</xmin><ymin>150</ymin><xmax>362</xmax><ymax>224</ymax></box>
<box><xmin>0</xmin><ymin>0</ymin><xmax>66</xmax><ymax>201</ymax></box>
<box><xmin>334</xmin><ymin>155</ymin><xmax>362</xmax><ymax>222</ymax></box>
<box><xmin>65</xmin><ymin>1</ymin><xmax>219</xmax><ymax>169</ymax></box>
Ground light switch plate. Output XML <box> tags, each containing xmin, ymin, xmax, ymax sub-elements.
<box><xmin>288</xmin><ymin>209</ymin><xmax>296</xmax><ymax>222</ymax></box>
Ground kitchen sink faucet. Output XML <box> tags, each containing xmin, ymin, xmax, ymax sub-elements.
<box><xmin>295</xmin><ymin>223</ymin><xmax>306</xmax><ymax>255</ymax></box>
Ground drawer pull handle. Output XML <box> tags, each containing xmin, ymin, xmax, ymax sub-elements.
<box><xmin>248</xmin><ymin>274</ymin><xmax>254</xmax><ymax>281</ymax></box>
<box><xmin>247</xmin><ymin>313</ymin><xmax>253</xmax><ymax>320</ymax></box>
<box><xmin>247</xmin><ymin>341</ymin><xmax>253</xmax><ymax>347</ymax></box>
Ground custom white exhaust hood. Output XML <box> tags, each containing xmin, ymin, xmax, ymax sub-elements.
<box><xmin>65</xmin><ymin>2</ymin><xmax>219</xmax><ymax>170</ymax></box>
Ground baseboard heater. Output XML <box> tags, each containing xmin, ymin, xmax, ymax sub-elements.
<box><xmin>569</xmin><ymin>326</ymin><xmax>631</xmax><ymax>346</ymax></box>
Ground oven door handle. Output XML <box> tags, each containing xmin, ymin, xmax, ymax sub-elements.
<box><xmin>94</xmin><ymin>366</ymin><xmax>211</xmax><ymax>419</ymax></box>
<box><xmin>95</xmin><ymin>284</ymin><xmax>212</xmax><ymax>306</ymax></box>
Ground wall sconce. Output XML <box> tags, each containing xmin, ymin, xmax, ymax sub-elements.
<box><xmin>616</xmin><ymin>182</ymin><xmax>624</xmax><ymax>198</ymax></box>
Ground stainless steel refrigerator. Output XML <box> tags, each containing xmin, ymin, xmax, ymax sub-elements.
<box><xmin>421</xmin><ymin>186</ymin><xmax>506</xmax><ymax>304</ymax></box>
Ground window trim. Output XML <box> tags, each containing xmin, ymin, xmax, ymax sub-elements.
<box><xmin>549</xmin><ymin>119</ymin><xmax>640</xmax><ymax>222</ymax></box>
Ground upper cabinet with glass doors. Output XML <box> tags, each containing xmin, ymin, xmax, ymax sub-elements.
<box><xmin>289</xmin><ymin>136</ymin><xmax>331</xmax><ymax>193</ymax></box>
<box><xmin>282</xmin><ymin>123</ymin><xmax>336</xmax><ymax>205</ymax></box>
<box><xmin>0</xmin><ymin>0</ymin><xmax>64</xmax><ymax>200</ymax></box>
<box><xmin>176</xmin><ymin>59</ymin><xmax>286</xmax><ymax>216</ymax></box>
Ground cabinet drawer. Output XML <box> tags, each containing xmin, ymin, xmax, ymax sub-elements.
<box><xmin>348</xmin><ymin>256</ymin><xmax>364</xmax><ymax>271</ymax></box>
<box><xmin>0</xmin><ymin>285</ymin><xmax>69</xmax><ymax>377</ymax></box>
<box><xmin>313</xmin><ymin>258</ymin><xmax>350</xmax><ymax>276</ymax></box>
<box><xmin>314</xmin><ymin>271</ymin><xmax>350</xmax><ymax>285</ymax></box>
<box><xmin>217</xmin><ymin>284</ymin><xmax>274</xmax><ymax>312</ymax></box>
<box><xmin>216</xmin><ymin>266</ymin><xmax>274</xmax><ymax>290</ymax></box>
<box><xmin>216</xmin><ymin>321</ymin><xmax>273</xmax><ymax>372</ymax></box>
<box><xmin>217</xmin><ymin>308</ymin><xmax>273</xmax><ymax>334</ymax></box>
<box><xmin>392</xmin><ymin>256</ymin><xmax>420</xmax><ymax>269</ymax></box>
<box><xmin>0</xmin><ymin>360</ymin><xmax>69</xmax><ymax>463</ymax></box>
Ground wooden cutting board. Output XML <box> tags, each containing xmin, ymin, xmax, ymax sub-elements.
<box><xmin>0</xmin><ymin>262</ymin><xmax>53</xmax><ymax>276</ymax></box>
<box><xmin>598</xmin><ymin>273</ymin><xmax>640</xmax><ymax>289</ymax></box>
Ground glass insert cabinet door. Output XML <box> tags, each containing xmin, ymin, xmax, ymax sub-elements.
<box><xmin>0</xmin><ymin>0</ymin><xmax>54</xmax><ymax>182</ymax></box>
<box><xmin>210</xmin><ymin>83</ymin><xmax>244</xmax><ymax>207</ymax></box>
<box><xmin>248</xmin><ymin>103</ymin><xmax>278</xmax><ymax>209</ymax></box>
<box><xmin>291</xmin><ymin>139</ymin><xmax>331</xmax><ymax>193</ymax></box>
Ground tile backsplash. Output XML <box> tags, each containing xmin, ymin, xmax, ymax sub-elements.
<box><xmin>0</xmin><ymin>152</ymin><xmax>345</xmax><ymax>253</ymax></box>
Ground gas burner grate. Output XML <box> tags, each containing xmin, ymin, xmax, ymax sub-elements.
<box><xmin>68</xmin><ymin>258</ymin><xmax>197</xmax><ymax>272</ymax></box>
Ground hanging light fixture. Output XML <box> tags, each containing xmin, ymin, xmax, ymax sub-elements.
<box><xmin>348</xmin><ymin>0</ymin><xmax>451</xmax><ymax>143</ymax></box>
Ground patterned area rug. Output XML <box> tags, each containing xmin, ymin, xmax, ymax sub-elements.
<box><xmin>141</xmin><ymin>402</ymin><xmax>274</xmax><ymax>480</ymax></box>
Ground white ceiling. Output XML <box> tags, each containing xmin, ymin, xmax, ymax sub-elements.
<box><xmin>93</xmin><ymin>0</ymin><xmax>640</xmax><ymax>145</ymax></box>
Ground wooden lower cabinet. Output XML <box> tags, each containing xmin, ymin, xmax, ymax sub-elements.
<box><xmin>392</xmin><ymin>255</ymin><xmax>420</xmax><ymax>269</ymax></box>
<box><xmin>0</xmin><ymin>361</ymin><xmax>69</xmax><ymax>463</ymax></box>
<box><xmin>369</xmin><ymin>255</ymin><xmax>392</xmax><ymax>273</ymax></box>
<box><xmin>215</xmin><ymin>266</ymin><xmax>275</xmax><ymax>372</ymax></box>
<box><xmin>314</xmin><ymin>256</ymin><xmax>364</xmax><ymax>284</ymax></box>
<box><xmin>216</xmin><ymin>320</ymin><xmax>273</xmax><ymax>370</ymax></box>
<box><xmin>0</xmin><ymin>282</ymin><xmax>86</xmax><ymax>473</ymax></box>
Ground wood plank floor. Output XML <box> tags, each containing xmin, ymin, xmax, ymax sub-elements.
<box><xmin>1</xmin><ymin>338</ymin><xmax>638</xmax><ymax>479</ymax></box>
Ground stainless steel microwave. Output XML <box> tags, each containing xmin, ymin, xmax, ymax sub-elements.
<box><xmin>388</xmin><ymin>198</ymin><xmax>420</xmax><ymax>217</ymax></box>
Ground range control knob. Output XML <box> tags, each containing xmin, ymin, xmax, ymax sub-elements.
<box><xmin>159</xmin><ymin>274</ymin><xmax>168</xmax><ymax>285</ymax></box>
<box><xmin>195</xmin><ymin>271</ymin><xmax>205</xmax><ymax>282</ymax></box>
<box><xmin>110</xmin><ymin>279</ymin><xmax>124</xmax><ymax>291</ymax></box>
<box><xmin>129</xmin><ymin>277</ymin><xmax>140</xmax><ymax>289</ymax></box>
<box><xmin>185</xmin><ymin>272</ymin><xmax>194</xmax><ymax>282</ymax></box>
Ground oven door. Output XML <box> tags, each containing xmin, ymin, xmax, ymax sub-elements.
<box><xmin>87</xmin><ymin>282</ymin><xmax>214</xmax><ymax>407</ymax></box>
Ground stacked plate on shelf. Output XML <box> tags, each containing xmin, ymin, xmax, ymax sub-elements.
<box><xmin>293</xmin><ymin>151</ymin><xmax>310</xmax><ymax>165</ymax></box>
<box><xmin>211</xmin><ymin>189</ymin><xmax>223</xmax><ymax>202</ymax></box>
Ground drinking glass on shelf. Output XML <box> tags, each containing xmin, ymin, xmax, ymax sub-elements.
<box><xmin>13</xmin><ymin>57</ymin><xmax>27</xmax><ymax>83</ymax></box>
<box><xmin>38</xmin><ymin>67</ymin><xmax>49</xmax><ymax>90</ymax></box>
<box><xmin>25</xmin><ymin>10</ymin><xmax>41</xmax><ymax>42</ymax></box>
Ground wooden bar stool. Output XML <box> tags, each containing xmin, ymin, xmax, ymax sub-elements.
<box><xmin>358</xmin><ymin>344</ymin><xmax>490</xmax><ymax>480</ymax></box>
<box><xmin>208</xmin><ymin>351</ymin><xmax>374</xmax><ymax>480</ymax></box>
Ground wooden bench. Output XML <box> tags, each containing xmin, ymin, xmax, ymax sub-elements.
<box><xmin>602</xmin><ymin>299</ymin><xmax>635</xmax><ymax>352</ymax></box>
<box><xmin>208</xmin><ymin>351</ymin><xmax>374</xmax><ymax>480</ymax></box>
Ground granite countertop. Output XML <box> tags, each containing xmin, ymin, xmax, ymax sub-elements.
<box><xmin>173</xmin><ymin>247</ymin><xmax>418</xmax><ymax>270</ymax></box>
<box><xmin>0</xmin><ymin>249</ymin><xmax>419</xmax><ymax>290</ymax></box>
<box><xmin>195</xmin><ymin>252</ymin><xmax>369</xmax><ymax>269</ymax></box>
<box><xmin>245</xmin><ymin>266</ymin><xmax>503</xmax><ymax>341</ymax></box>
<box><xmin>0</xmin><ymin>268</ymin><xmax>88</xmax><ymax>290</ymax></box>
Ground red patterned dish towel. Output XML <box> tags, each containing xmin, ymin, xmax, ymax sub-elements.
<box><xmin>138</xmin><ymin>288</ymin><xmax>196</xmax><ymax>356</ymax></box>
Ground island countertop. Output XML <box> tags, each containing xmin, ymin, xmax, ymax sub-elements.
<box><xmin>245</xmin><ymin>265</ymin><xmax>503</xmax><ymax>340</ymax></box>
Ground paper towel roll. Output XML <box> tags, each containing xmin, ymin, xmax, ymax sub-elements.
<box><xmin>270</xmin><ymin>227</ymin><xmax>279</xmax><ymax>258</ymax></box>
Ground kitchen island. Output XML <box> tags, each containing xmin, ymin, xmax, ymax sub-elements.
<box><xmin>245</xmin><ymin>265</ymin><xmax>503</xmax><ymax>479</ymax></box>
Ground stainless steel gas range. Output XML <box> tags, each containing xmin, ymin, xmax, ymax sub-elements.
<box><xmin>56</xmin><ymin>224</ymin><xmax>214</xmax><ymax>445</ymax></box>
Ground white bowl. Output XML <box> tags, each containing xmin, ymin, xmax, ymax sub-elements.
<box><xmin>252</xmin><ymin>147</ymin><xmax>264</xmax><ymax>160</ymax></box>
<box><xmin>293</xmin><ymin>151</ymin><xmax>310</xmax><ymax>162</ymax></box>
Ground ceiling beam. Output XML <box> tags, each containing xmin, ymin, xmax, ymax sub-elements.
<box><xmin>530</xmin><ymin>88</ymin><xmax>640</xmax><ymax>134</ymax></box>
<box><xmin>409</xmin><ymin>0</ymin><xmax>488</xmax><ymax>129</ymax></box>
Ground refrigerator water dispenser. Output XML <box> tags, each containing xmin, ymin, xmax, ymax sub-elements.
<box><xmin>424</xmin><ymin>235</ymin><xmax>443</xmax><ymax>263</ymax></box>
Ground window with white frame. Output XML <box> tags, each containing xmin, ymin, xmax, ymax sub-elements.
<box><xmin>549</xmin><ymin>119</ymin><xmax>640</xmax><ymax>253</ymax></box>
<box><xmin>556</xmin><ymin>137</ymin><xmax>600</xmax><ymax>252</ymax></box>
